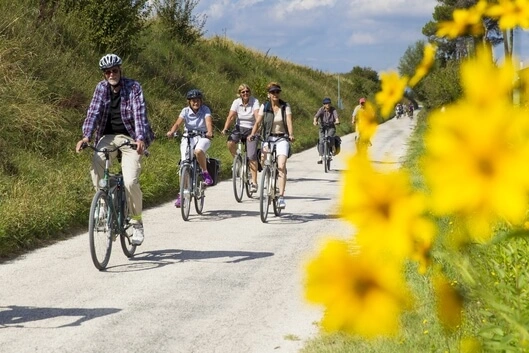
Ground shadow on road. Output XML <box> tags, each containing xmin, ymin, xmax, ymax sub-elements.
<box><xmin>0</xmin><ymin>305</ymin><xmax>120</xmax><ymax>328</ymax></box>
<box><xmin>264</xmin><ymin>212</ymin><xmax>340</xmax><ymax>224</ymax></box>
<box><xmin>288</xmin><ymin>176</ymin><xmax>340</xmax><ymax>183</ymax></box>
<box><xmin>104</xmin><ymin>249</ymin><xmax>274</xmax><ymax>272</ymax></box>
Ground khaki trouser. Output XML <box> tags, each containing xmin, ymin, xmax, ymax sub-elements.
<box><xmin>90</xmin><ymin>134</ymin><xmax>143</xmax><ymax>222</ymax></box>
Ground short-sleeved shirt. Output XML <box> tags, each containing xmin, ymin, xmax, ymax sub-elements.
<box><xmin>179</xmin><ymin>105</ymin><xmax>211</xmax><ymax>132</ymax></box>
<box><xmin>258</xmin><ymin>103</ymin><xmax>292</xmax><ymax>134</ymax></box>
<box><xmin>230</xmin><ymin>97</ymin><xmax>260</xmax><ymax>129</ymax></box>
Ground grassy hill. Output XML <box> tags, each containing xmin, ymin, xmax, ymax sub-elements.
<box><xmin>0</xmin><ymin>0</ymin><xmax>378</xmax><ymax>259</ymax></box>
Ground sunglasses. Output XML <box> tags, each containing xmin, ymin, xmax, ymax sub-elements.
<box><xmin>240</xmin><ymin>90</ymin><xmax>250</xmax><ymax>94</ymax></box>
<box><xmin>104</xmin><ymin>68</ymin><xmax>120</xmax><ymax>76</ymax></box>
<box><xmin>269</xmin><ymin>90</ymin><xmax>281</xmax><ymax>94</ymax></box>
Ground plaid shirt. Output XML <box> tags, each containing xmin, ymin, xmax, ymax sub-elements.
<box><xmin>82</xmin><ymin>77</ymin><xmax>154</xmax><ymax>147</ymax></box>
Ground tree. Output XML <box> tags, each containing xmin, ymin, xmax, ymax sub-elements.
<box><xmin>59</xmin><ymin>0</ymin><xmax>149</xmax><ymax>55</ymax></box>
<box><xmin>153</xmin><ymin>0</ymin><xmax>207</xmax><ymax>45</ymax></box>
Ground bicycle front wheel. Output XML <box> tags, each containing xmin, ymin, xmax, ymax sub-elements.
<box><xmin>119</xmin><ymin>194</ymin><xmax>136</xmax><ymax>258</ymax></box>
<box><xmin>272</xmin><ymin>170</ymin><xmax>282</xmax><ymax>217</ymax></box>
<box><xmin>180</xmin><ymin>164</ymin><xmax>193</xmax><ymax>221</ymax></box>
<box><xmin>232</xmin><ymin>154</ymin><xmax>244</xmax><ymax>203</ymax></box>
<box><xmin>244</xmin><ymin>157</ymin><xmax>253</xmax><ymax>199</ymax></box>
<box><xmin>88</xmin><ymin>190</ymin><xmax>112</xmax><ymax>270</ymax></box>
<box><xmin>259</xmin><ymin>166</ymin><xmax>271</xmax><ymax>223</ymax></box>
<box><xmin>323</xmin><ymin>140</ymin><xmax>329</xmax><ymax>173</ymax></box>
<box><xmin>194</xmin><ymin>170</ymin><xmax>205</xmax><ymax>214</ymax></box>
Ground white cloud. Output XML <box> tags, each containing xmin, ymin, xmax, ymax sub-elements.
<box><xmin>346</xmin><ymin>0</ymin><xmax>437</xmax><ymax>18</ymax></box>
<box><xmin>347</xmin><ymin>32</ymin><xmax>377</xmax><ymax>45</ymax></box>
<box><xmin>273</xmin><ymin>0</ymin><xmax>336</xmax><ymax>18</ymax></box>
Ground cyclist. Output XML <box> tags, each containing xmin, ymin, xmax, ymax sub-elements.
<box><xmin>313</xmin><ymin>97</ymin><xmax>339</xmax><ymax>164</ymax></box>
<box><xmin>75</xmin><ymin>54</ymin><xmax>155</xmax><ymax>246</ymax></box>
<box><xmin>408</xmin><ymin>102</ymin><xmax>415</xmax><ymax>117</ymax></box>
<box><xmin>352</xmin><ymin>97</ymin><xmax>366</xmax><ymax>132</ymax></box>
<box><xmin>166</xmin><ymin>89</ymin><xmax>214</xmax><ymax>208</ymax></box>
<box><xmin>395</xmin><ymin>103</ymin><xmax>404</xmax><ymax>119</ymax></box>
<box><xmin>250</xmin><ymin>82</ymin><xmax>294</xmax><ymax>209</ymax></box>
<box><xmin>221</xmin><ymin>84</ymin><xmax>260</xmax><ymax>192</ymax></box>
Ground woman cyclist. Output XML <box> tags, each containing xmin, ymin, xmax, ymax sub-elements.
<box><xmin>221</xmin><ymin>84</ymin><xmax>260</xmax><ymax>192</ymax></box>
<box><xmin>166</xmin><ymin>89</ymin><xmax>214</xmax><ymax>207</ymax></box>
<box><xmin>250</xmin><ymin>82</ymin><xmax>294</xmax><ymax>209</ymax></box>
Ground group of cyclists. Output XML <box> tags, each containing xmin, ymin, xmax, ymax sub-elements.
<box><xmin>75</xmin><ymin>54</ymin><xmax>305</xmax><ymax>246</ymax></box>
<box><xmin>395</xmin><ymin>102</ymin><xmax>414</xmax><ymax>119</ymax></box>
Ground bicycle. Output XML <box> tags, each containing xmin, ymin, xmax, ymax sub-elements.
<box><xmin>254</xmin><ymin>134</ymin><xmax>288</xmax><ymax>223</ymax></box>
<box><xmin>174</xmin><ymin>130</ymin><xmax>208</xmax><ymax>221</ymax></box>
<box><xmin>81</xmin><ymin>139</ymin><xmax>138</xmax><ymax>270</ymax></box>
<box><xmin>228</xmin><ymin>130</ymin><xmax>255</xmax><ymax>202</ymax></box>
<box><xmin>319</xmin><ymin>124</ymin><xmax>336</xmax><ymax>173</ymax></box>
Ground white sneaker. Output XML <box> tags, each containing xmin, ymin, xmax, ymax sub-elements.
<box><xmin>131</xmin><ymin>224</ymin><xmax>144</xmax><ymax>245</ymax></box>
<box><xmin>250</xmin><ymin>183</ymin><xmax>258</xmax><ymax>193</ymax></box>
<box><xmin>278</xmin><ymin>197</ymin><xmax>286</xmax><ymax>209</ymax></box>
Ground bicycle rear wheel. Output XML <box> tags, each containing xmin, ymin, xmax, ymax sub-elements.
<box><xmin>180</xmin><ymin>164</ymin><xmax>192</xmax><ymax>221</ymax></box>
<box><xmin>194</xmin><ymin>170</ymin><xmax>205</xmax><ymax>214</ymax></box>
<box><xmin>244</xmin><ymin>157</ymin><xmax>253</xmax><ymax>199</ymax></box>
<box><xmin>232</xmin><ymin>154</ymin><xmax>244</xmax><ymax>203</ymax></box>
<box><xmin>89</xmin><ymin>190</ymin><xmax>112</xmax><ymax>270</ymax></box>
<box><xmin>119</xmin><ymin>193</ymin><xmax>136</xmax><ymax>258</ymax></box>
<box><xmin>259</xmin><ymin>166</ymin><xmax>271</xmax><ymax>223</ymax></box>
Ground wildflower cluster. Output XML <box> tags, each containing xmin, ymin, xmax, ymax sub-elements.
<box><xmin>305</xmin><ymin>0</ymin><xmax>529</xmax><ymax>345</ymax></box>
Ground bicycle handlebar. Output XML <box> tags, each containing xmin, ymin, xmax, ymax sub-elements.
<box><xmin>80</xmin><ymin>139</ymin><xmax>136</xmax><ymax>153</ymax></box>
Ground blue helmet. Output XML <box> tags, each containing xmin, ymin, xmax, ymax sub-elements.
<box><xmin>322</xmin><ymin>97</ymin><xmax>331</xmax><ymax>104</ymax></box>
<box><xmin>186</xmin><ymin>89</ymin><xmax>203</xmax><ymax>100</ymax></box>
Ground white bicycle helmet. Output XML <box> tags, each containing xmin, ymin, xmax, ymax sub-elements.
<box><xmin>99</xmin><ymin>54</ymin><xmax>122</xmax><ymax>70</ymax></box>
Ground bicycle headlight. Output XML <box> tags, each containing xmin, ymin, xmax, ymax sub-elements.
<box><xmin>99</xmin><ymin>179</ymin><xmax>107</xmax><ymax>188</ymax></box>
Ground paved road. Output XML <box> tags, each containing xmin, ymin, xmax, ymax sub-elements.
<box><xmin>0</xmin><ymin>114</ymin><xmax>417</xmax><ymax>353</ymax></box>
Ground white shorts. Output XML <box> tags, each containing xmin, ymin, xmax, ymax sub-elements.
<box><xmin>180</xmin><ymin>135</ymin><xmax>211</xmax><ymax>161</ymax></box>
<box><xmin>263</xmin><ymin>136</ymin><xmax>290</xmax><ymax>158</ymax></box>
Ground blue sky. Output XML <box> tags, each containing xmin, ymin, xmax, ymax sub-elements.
<box><xmin>194</xmin><ymin>0</ymin><xmax>529</xmax><ymax>74</ymax></box>
<box><xmin>194</xmin><ymin>0</ymin><xmax>439</xmax><ymax>73</ymax></box>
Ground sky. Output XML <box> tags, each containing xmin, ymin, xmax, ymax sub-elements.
<box><xmin>194</xmin><ymin>0</ymin><xmax>440</xmax><ymax>74</ymax></box>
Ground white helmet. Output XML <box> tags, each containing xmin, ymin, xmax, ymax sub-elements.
<box><xmin>99</xmin><ymin>54</ymin><xmax>122</xmax><ymax>70</ymax></box>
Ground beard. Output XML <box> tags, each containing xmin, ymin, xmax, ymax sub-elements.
<box><xmin>108</xmin><ymin>77</ymin><xmax>120</xmax><ymax>86</ymax></box>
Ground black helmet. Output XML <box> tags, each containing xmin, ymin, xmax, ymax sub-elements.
<box><xmin>186</xmin><ymin>89</ymin><xmax>203</xmax><ymax>100</ymax></box>
<box><xmin>322</xmin><ymin>97</ymin><xmax>331</xmax><ymax>104</ymax></box>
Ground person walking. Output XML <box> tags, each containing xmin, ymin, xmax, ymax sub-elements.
<box><xmin>222</xmin><ymin>84</ymin><xmax>260</xmax><ymax>192</ymax></box>
<box><xmin>313</xmin><ymin>97</ymin><xmax>339</xmax><ymax>164</ymax></box>
<box><xmin>166</xmin><ymin>89</ymin><xmax>214</xmax><ymax>207</ymax></box>
<box><xmin>75</xmin><ymin>54</ymin><xmax>155</xmax><ymax>246</ymax></box>
<box><xmin>250</xmin><ymin>82</ymin><xmax>294</xmax><ymax>209</ymax></box>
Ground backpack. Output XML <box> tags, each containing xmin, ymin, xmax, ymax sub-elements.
<box><xmin>333</xmin><ymin>136</ymin><xmax>342</xmax><ymax>155</ymax></box>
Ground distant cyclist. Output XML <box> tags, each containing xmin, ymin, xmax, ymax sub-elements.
<box><xmin>75</xmin><ymin>54</ymin><xmax>155</xmax><ymax>246</ymax></box>
<box><xmin>313</xmin><ymin>97</ymin><xmax>339</xmax><ymax>164</ymax></box>
<box><xmin>221</xmin><ymin>84</ymin><xmax>260</xmax><ymax>192</ymax></box>
<box><xmin>250</xmin><ymin>82</ymin><xmax>294</xmax><ymax>209</ymax></box>
<box><xmin>166</xmin><ymin>89</ymin><xmax>214</xmax><ymax>207</ymax></box>
<box><xmin>352</xmin><ymin>97</ymin><xmax>366</xmax><ymax>132</ymax></box>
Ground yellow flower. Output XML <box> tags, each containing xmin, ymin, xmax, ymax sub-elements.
<box><xmin>409</xmin><ymin>44</ymin><xmax>437</xmax><ymax>87</ymax></box>
<box><xmin>433</xmin><ymin>272</ymin><xmax>464</xmax><ymax>331</ymax></box>
<box><xmin>423</xmin><ymin>102</ymin><xmax>529</xmax><ymax>240</ymax></box>
<box><xmin>487</xmin><ymin>0</ymin><xmax>529</xmax><ymax>30</ymax></box>
<box><xmin>460</xmin><ymin>45</ymin><xmax>516</xmax><ymax>107</ymax></box>
<box><xmin>305</xmin><ymin>239</ymin><xmax>412</xmax><ymax>337</ymax></box>
<box><xmin>436</xmin><ymin>1</ymin><xmax>487</xmax><ymax>38</ymax></box>
<box><xmin>375</xmin><ymin>71</ymin><xmax>408</xmax><ymax>118</ymax></box>
<box><xmin>460</xmin><ymin>337</ymin><xmax>482</xmax><ymax>353</ymax></box>
<box><xmin>340</xmin><ymin>155</ymin><xmax>435</xmax><ymax>260</ymax></box>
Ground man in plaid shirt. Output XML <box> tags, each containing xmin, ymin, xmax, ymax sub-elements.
<box><xmin>76</xmin><ymin>54</ymin><xmax>154</xmax><ymax>246</ymax></box>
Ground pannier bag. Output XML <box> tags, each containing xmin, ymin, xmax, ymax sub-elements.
<box><xmin>206</xmin><ymin>157</ymin><xmax>220</xmax><ymax>186</ymax></box>
<box><xmin>334</xmin><ymin>136</ymin><xmax>342</xmax><ymax>155</ymax></box>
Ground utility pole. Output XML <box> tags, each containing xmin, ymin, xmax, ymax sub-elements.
<box><xmin>337</xmin><ymin>75</ymin><xmax>343</xmax><ymax>109</ymax></box>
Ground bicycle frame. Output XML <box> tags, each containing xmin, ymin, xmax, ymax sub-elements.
<box><xmin>259</xmin><ymin>135</ymin><xmax>287</xmax><ymax>222</ymax></box>
<box><xmin>178</xmin><ymin>130</ymin><xmax>206</xmax><ymax>220</ymax></box>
